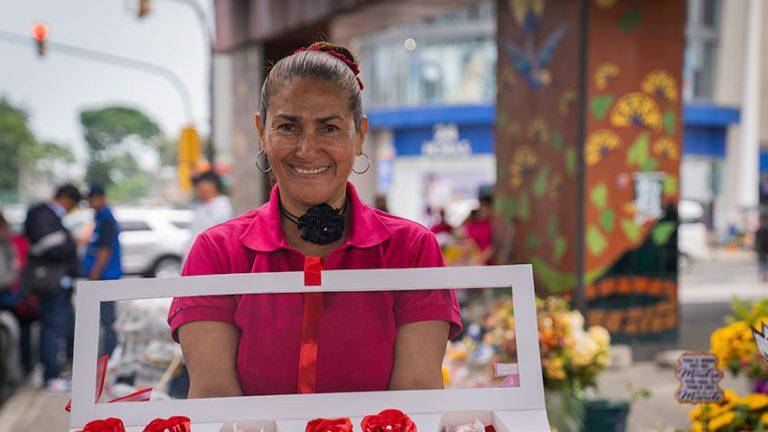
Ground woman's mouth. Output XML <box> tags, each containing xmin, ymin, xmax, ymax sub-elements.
<box><xmin>288</xmin><ymin>164</ymin><xmax>331</xmax><ymax>176</ymax></box>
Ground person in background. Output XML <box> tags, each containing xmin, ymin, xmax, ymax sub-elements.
<box><xmin>83</xmin><ymin>185</ymin><xmax>122</xmax><ymax>357</ymax></box>
<box><xmin>188</xmin><ymin>170</ymin><xmax>234</xmax><ymax>250</ymax></box>
<box><xmin>755</xmin><ymin>212</ymin><xmax>768</xmax><ymax>282</ymax></box>
<box><xmin>23</xmin><ymin>184</ymin><xmax>80</xmax><ymax>391</ymax></box>
<box><xmin>463</xmin><ymin>190</ymin><xmax>494</xmax><ymax>265</ymax></box>
<box><xmin>0</xmin><ymin>213</ymin><xmax>18</xmax><ymax>293</ymax></box>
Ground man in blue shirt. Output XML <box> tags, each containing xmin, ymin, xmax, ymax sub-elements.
<box><xmin>83</xmin><ymin>185</ymin><xmax>122</xmax><ymax>356</ymax></box>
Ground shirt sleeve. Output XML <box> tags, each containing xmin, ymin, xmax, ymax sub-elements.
<box><xmin>393</xmin><ymin>230</ymin><xmax>463</xmax><ymax>339</ymax></box>
<box><xmin>167</xmin><ymin>233</ymin><xmax>237</xmax><ymax>342</ymax></box>
<box><xmin>94</xmin><ymin>217</ymin><xmax>115</xmax><ymax>249</ymax></box>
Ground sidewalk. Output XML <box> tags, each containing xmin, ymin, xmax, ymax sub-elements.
<box><xmin>0</xmin><ymin>379</ymin><xmax>69</xmax><ymax>432</ymax></box>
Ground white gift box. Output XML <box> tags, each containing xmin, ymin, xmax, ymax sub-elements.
<box><xmin>70</xmin><ymin>265</ymin><xmax>550</xmax><ymax>432</ymax></box>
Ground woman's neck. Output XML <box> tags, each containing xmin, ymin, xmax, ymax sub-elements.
<box><xmin>279</xmin><ymin>190</ymin><xmax>350</xmax><ymax>259</ymax></box>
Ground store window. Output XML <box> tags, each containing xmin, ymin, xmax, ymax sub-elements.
<box><xmin>684</xmin><ymin>0</ymin><xmax>721</xmax><ymax>101</ymax></box>
<box><xmin>356</xmin><ymin>1</ymin><xmax>496</xmax><ymax>108</ymax></box>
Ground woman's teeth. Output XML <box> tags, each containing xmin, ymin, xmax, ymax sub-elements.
<box><xmin>293</xmin><ymin>166</ymin><xmax>329</xmax><ymax>175</ymax></box>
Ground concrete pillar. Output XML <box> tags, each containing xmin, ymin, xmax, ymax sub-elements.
<box><xmin>230</xmin><ymin>45</ymin><xmax>267</xmax><ymax>214</ymax></box>
<box><xmin>737</xmin><ymin>0</ymin><xmax>762</xmax><ymax>211</ymax></box>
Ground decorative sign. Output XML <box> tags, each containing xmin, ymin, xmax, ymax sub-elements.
<box><xmin>674</xmin><ymin>352</ymin><xmax>724</xmax><ymax>404</ymax></box>
<box><xmin>753</xmin><ymin>323</ymin><xmax>768</xmax><ymax>367</ymax></box>
<box><xmin>633</xmin><ymin>172</ymin><xmax>665</xmax><ymax>223</ymax></box>
<box><xmin>421</xmin><ymin>123</ymin><xmax>472</xmax><ymax>158</ymax></box>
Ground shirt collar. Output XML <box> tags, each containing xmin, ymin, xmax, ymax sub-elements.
<box><xmin>47</xmin><ymin>201</ymin><xmax>67</xmax><ymax>219</ymax></box>
<box><xmin>239</xmin><ymin>182</ymin><xmax>392</xmax><ymax>252</ymax></box>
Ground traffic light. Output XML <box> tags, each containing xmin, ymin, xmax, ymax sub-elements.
<box><xmin>178</xmin><ymin>126</ymin><xmax>202</xmax><ymax>191</ymax></box>
<box><xmin>32</xmin><ymin>23</ymin><xmax>48</xmax><ymax>57</ymax></box>
<box><xmin>138</xmin><ymin>0</ymin><xmax>152</xmax><ymax>18</ymax></box>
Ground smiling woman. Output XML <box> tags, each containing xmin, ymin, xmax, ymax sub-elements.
<box><xmin>167</xmin><ymin>42</ymin><xmax>461</xmax><ymax>398</ymax></box>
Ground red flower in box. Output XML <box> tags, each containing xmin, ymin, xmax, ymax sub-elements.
<box><xmin>306</xmin><ymin>417</ymin><xmax>354</xmax><ymax>432</ymax></box>
<box><xmin>79</xmin><ymin>418</ymin><xmax>125</xmax><ymax>432</ymax></box>
<box><xmin>143</xmin><ymin>416</ymin><xmax>191</xmax><ymax>432</ymax></box>
<box><xmin>361</xmin><ymin>409</ymin><xmax>416</xmax><ymax>432</ymax></box>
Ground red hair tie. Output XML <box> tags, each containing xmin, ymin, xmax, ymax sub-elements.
<box><xmin>294</xmin><ymin>46</ymin><xmax>365</xmax><ymax>91</ymax></box>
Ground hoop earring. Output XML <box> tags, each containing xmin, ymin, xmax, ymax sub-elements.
<box><xmin>352</xmin><ymin>153</ymin><xmax>371</xmax><ymax>174</ymax></box>
<box><xmin>254</xmin><ymin>150</ymin><xmax>271</xmax><ymax>173</ymax></box>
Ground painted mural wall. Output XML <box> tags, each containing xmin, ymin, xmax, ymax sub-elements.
<box><xmin>496</xmin><ymin>0</ymin><xmax>684</xmax><ymax>344</ymax></box>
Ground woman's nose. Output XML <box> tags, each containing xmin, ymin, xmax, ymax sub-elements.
<box><xmin>295</xmin><ymin>131</ymin><xmax>321</xmax><ymax>158</ymax></box>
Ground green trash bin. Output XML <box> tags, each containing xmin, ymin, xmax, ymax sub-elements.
<box><xmin>581</xmin><ymin>399</ymin><xmax>631</xmax><ymax>432</ymax></box>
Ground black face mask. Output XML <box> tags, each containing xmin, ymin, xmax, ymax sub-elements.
<box><xmin>280</xmin><ymin>200</ymin><xmax>348</xmax><ymax>245</ymax></box>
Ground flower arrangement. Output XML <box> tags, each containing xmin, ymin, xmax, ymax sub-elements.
<box><xmin>709</xmin><ymin>299</ymin><xmax>768</xmax><ymax>393</ymax></box>
<box><xmin>445</xmin><ymin>296</ymin><xmax>611</xmax><ymax>391</ymax></box>
<box><xmin>687</xmin><ymin>390</ymin><xmax>768</xmax><ymax>432</ymax></box>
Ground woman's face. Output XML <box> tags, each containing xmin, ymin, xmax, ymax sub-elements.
<box><xmin>256</xmin><ymin>78</ymin><xmax>368</xmax><ymax>209</ymax></box>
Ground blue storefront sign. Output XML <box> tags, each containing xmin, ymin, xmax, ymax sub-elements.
<box><xmin>367</xmin><ymin>102</ymin><xmax>745</xmax><ymax>165</ymax></box>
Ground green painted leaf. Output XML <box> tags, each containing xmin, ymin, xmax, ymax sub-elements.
<box><xmin>505</xmin><ymin>195</ymin><xmax>516</xmax><ymax>221</ymax></box>
<box><xmin>533</xmin><ymin>166</ymin><xmax>550</xmax><ymax>198</ymax></box>
<box><xmin>586</xmin><ymin>225</ymin><xmax>608</xmax><ymax>256</ymax></box>
<box><xmin>619</xmin><ymin>5</ymin><xmax>642</xmax><ymax>33</ymax></box>
<box><xmin>525</xmin><ymin>232</ymin><xmax>541</xmax><ymax>250</ymax></box>
<box><xmin>621</xmin><ymin>218</ymin><xmax>642</xmax><ymax>244</ymax></box>
<box><xmin>652</xmin><ymin>221</ymin><xmax>677</xmax><ymax>246</ymax></box>
<box><xmin>551</xmin><ymin>131</ymin><xmax>564</xmax><ymax>150</ymax></box>
<box><xmin>548</xmin><ymin>214</ymin><xmax>559</xmax><ymax>238</ymax></box>
<box><xmin>553</xmin><ymin>235</ymin><xmax>567</xmax><ymax>262</ymax></box>
<box><xmin>517</xmin><ymin>192</ymin><xmax>530</xmax><ymax>221</ymax></box>
<box><xmin>663</xmin><ymin>175</ymin><xmax>679</xmax><ymax>196</ymax></box>
<box><xmin>627</xmin><ymin>133</ymin><xmax>649</xmax><ymax>168</ymax></box>
<box><xmin>600</xmin><ymin>208</ymin><xmax>616</xmax><ymax>233</ymax></box>
<box><xmin>589</xmin><ymin>94</ymin><xmax>615</xmax><ymax>120</ymax></box>
<box><xmin>584</xmin><ymin>265</ymin><xmax>609</xmax><ymax>285</ymax></box>
<box><xmin>530</xmin><ymin>256</ymin><xmax>576</xmax><ymax>293</ymax></box>
<box><xmin>590</xmin><ymin>182</ymin><xmax>608</xmax><ymax>209</ymax></box>
<box><xmin>566</xmin><ymin>147</ymin><xmax>576</xmax><ymax>177</ymax></box>
<box><xmin>663</xmin><ymin>111</ymin><xmax>676</xmax><ymax>134</ymax></box>
<box><xmin>641</xmin><ymin>157</ymin><xmax>659</xmax><ymax>172</ymax></box>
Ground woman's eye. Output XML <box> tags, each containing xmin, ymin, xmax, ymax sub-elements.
<box><xmin>321</xmin><ymin>124</ymin><xmax>340</xmax><ymax>133</ymax></box>
<box><xmin>278</xmin><ymin>124</ymin><xmax>297</xmax><ymax>132</ymax></box>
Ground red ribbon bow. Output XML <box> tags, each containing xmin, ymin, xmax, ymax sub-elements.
<box><xmin>78</xmin><ymin>417</ymin><xmax>125</xmax><ymax>432</ymax></box>
<box><xmin>306</xmin><ymin>418</ymin><xmax>354</xmax><ymax>432</ymax></box>
<box><xmin>361</xmin><ymin>409</ymin><xmax>417</xmax><ymax>432</ymax></box>
<box><xmin>143</xmin><ymin>416</ymin><xmax>192</xmax><ymax>432</ymax></box>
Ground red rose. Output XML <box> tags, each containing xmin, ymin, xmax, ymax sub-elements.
<box><xmin>361</xmin><ymin>409</ymin><xmax>416</xmax><ymax>432</ymax></box>
<box><xmin>306</xmin><ymin>418</ymin><xmax>354</xmax><ymax>432</ymax></box>
<box><xmin>143</xmin><ymin>416</ymin><xmax>191</xmax><ymax>432</ymax></box>
<box><xmin>79</xmin><ymin>418</ymin><xmax>125</xmax><ymax>432</ymax></box>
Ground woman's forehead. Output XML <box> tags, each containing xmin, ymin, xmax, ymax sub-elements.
<box><xmin>269</xmin><ymin>78</ymin><xmax>351</xmax><ymax>118</ymax></box>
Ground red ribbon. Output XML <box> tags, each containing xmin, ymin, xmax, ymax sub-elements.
<box><xmin>143</xmin><ymin>416</ymin><xmax>191</xmax><ymax>432</ymax></box>
<box><xmin>298</xmin><ymin>256</ymin><xmax>324</xmax><ymax>393</ymax></box>
<box><xmin>305</xmin><ymin>417</ymin><xmax>353</xmax><ymax>432</ymax></box>
<box><xmin>78</xmin><ymin>417</ymin><xmax>125</xmax><ymax>432</ymax></box>
<box><xmin>66</xmin><ymin>354</ymin><xmax>153</xmax><ymax>412</ymax></box>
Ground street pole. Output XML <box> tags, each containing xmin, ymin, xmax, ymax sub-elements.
<box><xmin>0</xmin><ymin>29</ymin><xmax>194</xmax><ymax>123</ymax></box>
<box><xmin>142</xmin><ymin>0</ymin><xmax>215</xmax><ymax>164</ymax></box>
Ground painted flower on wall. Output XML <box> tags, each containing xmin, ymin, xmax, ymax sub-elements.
<box><xmin>510</xmin><ymin>145</ymin><xmax>538</xmax><ymax>188</ymax></box>
<box><xmin>585</xmin><ymin>130</ymin><xmax>622</xmax><ymax>166</ymax></box>
<box><xmin>528</xmin><ymin>117</ymin><xmax>551</xmax><ymax>144</ymax></box>
<box><xmin>641</xmin><ymin>70</ymin><xmax>678</xmax><ymax>102</ymax></box>
<box><xmin>652</xmin><ymin>137</ymin><xmax>679</xmax><ymax>161</ymax></box>
<box><xmin>595</xmin><ymin>62</ymin><xmax>619</xmax><ymax>90</ymax></box>
<box><xmin>609</xmin><ymin>92</ymin><xmax>663</xmax><ymax>131</ymax></box>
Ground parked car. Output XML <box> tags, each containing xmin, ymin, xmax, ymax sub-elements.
<box><xmin>678</xmin><ymin>200</ymin><xmax>710</xmax><ymax>272</ymax></box>
<box><xmin>114</xmin><ymin>208</ymin><xmax>192</xmax><ymax>278</ymax></box>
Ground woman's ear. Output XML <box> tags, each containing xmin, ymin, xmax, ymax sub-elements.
<box><xmin>254</xmin><ymin>112</ymin><xmax>265</xmax><ymax>143</ymax></box>
<box><xmin>356</xmin><ymin>116</ymin><xmax>369</xmax><ymax>155</ymax></box>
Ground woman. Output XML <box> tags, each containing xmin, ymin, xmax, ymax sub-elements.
<box><xmin>168</xmin><ymin>42</ymin><xmax>461</xmax><ymax>398</ymax></box>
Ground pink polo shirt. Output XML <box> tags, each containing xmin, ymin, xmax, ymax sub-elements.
<box><xmin>168</xmin><ymin>182</ymin><xmax>462</xmax><ymax>396</ymax></box>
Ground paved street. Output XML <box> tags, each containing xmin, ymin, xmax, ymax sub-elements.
<box><xmin>0</xmin><ymin>249</ymin><xmax>764</xmax><ymax>432</ymax></box>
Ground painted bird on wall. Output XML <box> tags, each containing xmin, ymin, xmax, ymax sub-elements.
<box><xmin>504</xmin><ymin>0</ymin><xmax>568</xmax><ymax>88</ymax></box>
<box><xmin>753</xmin><ymin>323</ymin><xmax>768</xmax><ymax>367</ymax></box>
